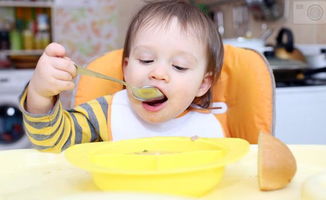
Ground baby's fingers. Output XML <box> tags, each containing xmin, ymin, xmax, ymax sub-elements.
<box><xmin>51</xmin><ymin>58</ymin><xmax>77</xmax><ymax>78</ymax></box>
<box><xmin>53</xmin><ymin>79</ymin><xmax>75</xmax><ymax>93</ymax></box>
<box><xmin>44</xmin><ymin>43</ymin><xmax>66</xmax><ymax>58</ymax></box>
<box><xmin>53</xmin><ymin>70</ymin><xmax>73</xmax><ymax>81</ymax></box>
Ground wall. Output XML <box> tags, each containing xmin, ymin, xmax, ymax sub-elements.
<box><xmin>211</xmin><ymin>0</ymin><xmax>326</xmax><ymax>45</ymax></box>
<box><xmin>116</xmin><ymin>0</ymin><xmax>145</xmax><ymax>47</ymax></box>
<box><xmin>114</xmin><ymin>0</ymin><xmax>326</xmax><ymax>46</ymax></box>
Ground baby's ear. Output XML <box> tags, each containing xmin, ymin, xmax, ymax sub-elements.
<box><xmin>196</xmin><ymin>72</ymin><xmax>213</xmax><ymax>97</ymax></box>
<box><xmin>122</xmin><ymin>58</ymin><xmax>129</xmax><ymax>80</ymax></box>
<box><xmin>122</xmin><ymin>57</ymin><xmax>129</xmax><ymax>78</ymax></box>
<box><xmin>123</xmin><ymin>57</ymin><xmax>129</xmax><ymax>68</ymax></box>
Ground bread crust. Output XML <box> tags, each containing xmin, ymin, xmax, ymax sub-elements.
<box><xmin>258</xmin><ymin>132</ymin><xmax>297</xmax><ymax>191</ymax></box>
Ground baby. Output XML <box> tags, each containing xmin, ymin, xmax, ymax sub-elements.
<box><xmin>19</xmin><ymin>0</ymin><xmax>224</xmax><ymax>152</ymax></box>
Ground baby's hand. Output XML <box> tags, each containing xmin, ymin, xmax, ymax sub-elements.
<box><xmin>29</xmin><ymin>43</ymin><xmax>77</xmax><ymax>99</ymax></box>
<box><xmin>26</xmin><ymin>43</ymin><xmax>77</xmax><ymax>114</ymax></box>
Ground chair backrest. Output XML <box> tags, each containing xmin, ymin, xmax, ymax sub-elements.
<box><xmin>74</xmin><ymin>45</ymin><xmax>275</xmax><ymax>143</ymax></box>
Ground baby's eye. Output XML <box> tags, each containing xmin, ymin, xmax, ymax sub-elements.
<box><xmin>173</xmin><ymin>65</ymin><xmax>187</xmax><ymax>71</ymax></box>
<box><xmin>139</xmin><ymin>59</ymin><xmax>154</xmax><ymax>64</ymax></box>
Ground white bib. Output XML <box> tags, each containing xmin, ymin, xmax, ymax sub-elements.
<box><xmin>110</xmin><ymin>90</ymin><xmax>224</xmax><ymax>141</ymax></box>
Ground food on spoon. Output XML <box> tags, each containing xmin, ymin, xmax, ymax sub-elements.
<box><xmin>138</xmin><ymin>86</ymin><xmax>165</xmax><ymax>101</ymax></box>
<box><xmin>258</xmin><ymin>132</ymin><xmax>297</xmax><ymax>191</ymax></box>
<box><xmin>301</xmin><ymin>172</ymin><xmax>326</xmax><ymax>200</ymax></box>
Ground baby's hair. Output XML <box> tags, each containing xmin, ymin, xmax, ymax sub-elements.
<box><xmin>122</xmin><ymin>0</ymin><xmax>224</xmax><ymax>108</ymax></box>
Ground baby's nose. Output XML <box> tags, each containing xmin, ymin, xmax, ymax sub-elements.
<box><xmin>148</xmin><ymin>65</ymin><xmax>169</xmax><ymax>82</ymax></box>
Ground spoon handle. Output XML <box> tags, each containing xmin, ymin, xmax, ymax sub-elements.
<box><xmin>74</xmin><ymin>64</ymin><xmax>128</xmax><ymax>87</ymax></box>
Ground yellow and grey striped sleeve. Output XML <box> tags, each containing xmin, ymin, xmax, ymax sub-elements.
<box><xmin>19</xmin><ymin>89</ymin><xmax>111</xmax><ymax>153</ymax></box>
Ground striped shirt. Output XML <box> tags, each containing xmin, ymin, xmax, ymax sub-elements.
<box><xmin>19</xmin><ymin>89</ymin><xmax>112</xmax><ymax>153</ymax></box>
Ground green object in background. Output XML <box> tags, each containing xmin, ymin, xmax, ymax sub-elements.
<box><xmin>188</xmin><ymin>0</ymin><xmax>209</xmax><ymax>15</ymax></box>
<box><xmin>196</xmin><ymin>3</ymin><xmax>209</xmax><ymax>15</ymax></box>
<box><xmin>9</xmin><ymin>29</ymin><xmax>22</xmax><ymax>50</ymax></box>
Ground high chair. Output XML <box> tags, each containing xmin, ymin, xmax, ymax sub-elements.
<box><xmin>74</xmin><ymin>45</ymin><xmax>275</xmax><ymax>144</ymax></box>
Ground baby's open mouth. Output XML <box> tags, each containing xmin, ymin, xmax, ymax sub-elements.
<box><xmin>143</xmin><ymin>94</ymin><xmax>168</xmax><ymax>106</ymax></box>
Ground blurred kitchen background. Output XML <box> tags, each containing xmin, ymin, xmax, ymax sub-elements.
<box><xmin>0</xmin><ymin>0</ymin><xmax>325</xmax><ymax>149</ymax></box>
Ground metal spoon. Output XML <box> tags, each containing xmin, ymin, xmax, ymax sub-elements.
<box><xmin>74</xmin><ymin>64</ymin><xmax>164</xmax><ymax>102</ymax></box>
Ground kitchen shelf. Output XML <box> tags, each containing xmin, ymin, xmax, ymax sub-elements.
<box><xmin>0</xmin><ymin>0</ymin><xmax>53</xmax><ymax>8</ymax></box>
<box><xmin>0</xmin><ymin>0</ymin><xmax>53</xmax><ymax>60</ymax></box>
<box><xmin>0</xmin><ymin>49</ymin><xmax>43</xmax><ymax>56</ymax></box>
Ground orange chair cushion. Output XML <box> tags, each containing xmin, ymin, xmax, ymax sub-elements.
<box><xmin>74</xmin><ymin>45</ymin><xmax>274</xmax><ymax>144</ymax></box>
<box><xmin>75</xmin><ymin>49</ymin><xmax>124</xmax><ymax>104</ymax></box>
<box><xmin>213</xmin><ymin>45</ymin><xmax>274</xmax><ymax>143</ymax></box>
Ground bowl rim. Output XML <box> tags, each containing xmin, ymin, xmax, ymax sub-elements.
<box><xmin>64</xmin><ymin>137</ymin><xmax>249</xmax><ymax>175</ymax></box>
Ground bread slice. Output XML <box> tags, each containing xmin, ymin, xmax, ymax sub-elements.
<box><xmin>258</xmin><ymin>132</ymin><xmax>297</xmax><ymax>191</ymax></box>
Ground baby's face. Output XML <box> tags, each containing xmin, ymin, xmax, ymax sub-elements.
<box><xmin>124</xmin><ymin>18</ymin><xmax>211</xmax><ymax>123</ymax></box>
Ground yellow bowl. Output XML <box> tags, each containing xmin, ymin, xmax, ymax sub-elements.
<box><xmin>64</xmin><ymin>137</ymin><xmax>249</xmax><ymax>197</ymax></box>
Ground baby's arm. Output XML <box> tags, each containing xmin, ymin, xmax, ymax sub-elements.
<box><xmin>26</xmin><ymin>43</ymin><xmax>76</xmax><ymax>114</ymax></box>
<box><xmin>20</xmin><ymin>92</ymin><xmax>111</xmax><ymax>152</ymax></box>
